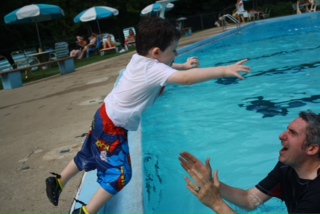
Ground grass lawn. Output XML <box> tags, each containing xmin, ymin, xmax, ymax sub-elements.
<box><xmin>0</xmin><ymin>48</ymin><xmax>135</xmax><ymax>90</ymax></box>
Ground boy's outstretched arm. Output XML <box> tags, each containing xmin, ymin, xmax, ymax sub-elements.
<box><xmin>167</xmin><ymin>59</ymin><xmax>250</xmax><ymax>85</ymax></box>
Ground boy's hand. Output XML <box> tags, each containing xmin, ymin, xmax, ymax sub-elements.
<box><xmin>224</xmin><ymin>59</ymin><xmax>250</xmax><ymax>80</ymax></box>
<box><xmin>184</xmin><ymin>57</ymin><xmax>200</xmax><ymax>69</ymax></box>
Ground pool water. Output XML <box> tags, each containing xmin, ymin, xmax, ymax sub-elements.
<box><xmin>142</xmin><ymin>13</ymin><xmax>320</xmax><ymax>213</ymax></box>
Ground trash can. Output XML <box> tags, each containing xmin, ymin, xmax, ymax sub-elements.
<box><xmin>1</xmin><ymin>72</ymin><xmax>23</xmax><ymax>90</ymax></box>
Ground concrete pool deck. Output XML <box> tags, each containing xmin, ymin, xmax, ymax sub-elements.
<box><xmin>0</xmin><ymin>25</ymin><xmax>233</xmax><ymax>213</ymax></box>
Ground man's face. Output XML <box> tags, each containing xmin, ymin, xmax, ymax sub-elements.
<box><xmin>156</xmin><ymin>40</ymin><xmax>179</xmax><ymax>66</ymax></box>
<box><xmin>278</xmin><ymin>117</ymin><xmax>308</xmax><ymax>167</ymax></box>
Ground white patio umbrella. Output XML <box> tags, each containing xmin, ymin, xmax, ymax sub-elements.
<box><xmin>176</xmin><ymin>17</ymin><xmax>187</xmax><ymax>21</ymax></box>
<box><xmin>141</xmin><ymin>1</ymin><xmax>175</xmax><ymax>18</ymax></box>
<box><xmin>73</xmin><ymin>6</ymin><xmax>119</xmax><ymax>35</ymax></box>
<box><xmin>4</xmin><ymin>4</ymin><xmax>65</xmax><ymax>50</ymax></box>
<box><xmin>176</xmin><ymin>17</ymin><xmax>187</xmax><ymax>29</ymax></box>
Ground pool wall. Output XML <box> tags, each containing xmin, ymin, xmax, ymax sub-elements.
<box><xmin>71</xmin><ymin>12</ymin><xmax>319</xmax><ymax>213</ymax></box>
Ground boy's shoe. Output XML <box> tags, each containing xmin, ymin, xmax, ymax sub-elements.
<box><xmin>72</xmin><ymin>206</ymin><xmax>89</xmax><ymax>214</ymax></box>
<box><xmin>45</xmin><ymin>172</ymin><xmax>63</xmax><ymax>206</ymax></box>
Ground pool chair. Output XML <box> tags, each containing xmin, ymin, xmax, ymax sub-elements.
<box><xmin>310</xmin><ymin>0</ymin><xmax>320</xmax><ymax>12</ymax></box>
<box><xmin>99</xmin><ymin>34</ymin><xmax>121</xmax><ymax>56</ymax></box>
<box><xmin>54</xmin><ymin>42</ymin><xmax>75</xmax><ymax>75</ymax></box>
<box><xmin>0</xmin><ymin>57</ymin><xmax>14</xmax><ymax>72</ymax></box>
<box><xmin>86</xmin><ymin>36</ymin><xmax>102</xmax><ymax>58</ymax></box>
<box><xmin>294</xmin><ymin>0</ymin><xmax>313</xmax><ymax>14</ymax></box>
<box><xmin>23</xmin><ymin>48</ymin><xmax>40</xmax><ymax>70</ymax></box>
<box><xmin>261</xmin><ymin>8</ymin><xmax>271</xmax><ymax>19</ymax></box>
<box><xmin>11</xmin><ymin>50</ymin><xmax>39</xmax><ymax>78</ymax></box>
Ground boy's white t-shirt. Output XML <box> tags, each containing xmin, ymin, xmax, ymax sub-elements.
<box><xmin>104</xmin><ymin>54</ymin><xmax>177</xmax><ymax>131</ymax></box>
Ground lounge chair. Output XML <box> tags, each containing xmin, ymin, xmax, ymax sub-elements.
<box><xmin>261</xmin><ymin>8</ymin><xmax>271</xmax><ymax>19</ymax></box>
<box><xmin>54</xmin><ymin>42</ymin><xmax>75</xmax><ymax>74</ymax></box>
<box><xmin>99</xmin><ymin>34</ymin><xmax>122</xmax><ymax>56</ymax></box>
<box><xmin>11</xmin><ymin>50</ymin><xmax>39</xmax><ymax>78</ymax></box>
<box><xmin>0</xmin><ymin>57</ymin><xmax>14</xmax><ymax>72</ymax></box>
<box><xmin>292</xmin><ymin>0</ymin><xmax>320</xmax><ymax>14</ymax></box>
<box><xmin>23</xmin><ymin>48</ymin><xmax>40</xmax><ymax>66</ymax></box>
<box><xmin>310</xmin><ymin>0</ymin><xmax>320</xmax><ymax>11</ymax></box>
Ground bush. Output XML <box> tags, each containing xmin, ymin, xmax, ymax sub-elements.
<box><xmin>257</xmin><ymin>2</ymin><xmax>295</xmax><ymax>18</ymax></box>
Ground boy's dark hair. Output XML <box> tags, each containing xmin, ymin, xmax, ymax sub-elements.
<box><xmin>135</xmin><ymin>17</ymin><xmax>181</xmax><ymax>56</ymax></box>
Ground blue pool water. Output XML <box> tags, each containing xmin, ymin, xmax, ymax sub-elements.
<box><xmin>142</xmin><ymin>13</ymin><xmax>320</xmax><ymax>213</ymax></box>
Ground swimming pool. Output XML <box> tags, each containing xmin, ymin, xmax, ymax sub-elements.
<box><xmin>142</xmin><ymin>13</ymin><xmax>320</xmax><ymax>213</ymax></box>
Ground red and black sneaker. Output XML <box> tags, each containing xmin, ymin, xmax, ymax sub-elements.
<box><xmin>45</xmin><ymin>172</ymin><xmax>63</xmax><ymax>206</ymax></box>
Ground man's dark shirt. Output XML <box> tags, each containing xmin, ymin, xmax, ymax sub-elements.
<box><xmin>256</xmin><ymin>161</ymin><xmax>320</xmax><ymax>213</ymax></box>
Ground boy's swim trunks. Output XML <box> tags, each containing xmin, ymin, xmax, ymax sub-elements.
<box><xmin>74</xmin><ymin>104</ymin><xmax>132</xmax><ymax>194</ymax></box>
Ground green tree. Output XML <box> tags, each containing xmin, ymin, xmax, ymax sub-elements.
<box><xmin>0</xmin><ymin>0</ymin><xmax>295</xmax><ymax>53</ymax></box>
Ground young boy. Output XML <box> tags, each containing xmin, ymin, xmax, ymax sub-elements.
<box><xmin>46</xmin><ymin>17</ymin><xmax>251</xmax><ymax>214</ymax></box>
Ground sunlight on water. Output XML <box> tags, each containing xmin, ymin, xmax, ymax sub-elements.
<box><xmin>142</xmin><ymin>13</ymin><xmax>320</xmax><ymax>213</ymax></box>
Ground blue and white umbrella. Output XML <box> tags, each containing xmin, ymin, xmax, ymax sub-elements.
<box><xmin>73</xmin><ymin>6</ymin><xmax>119</xmax><ymax>35</ymax></box>
<box><xmin>141</xmin><ymin>0</ymin><xmax>175</xmax><ymax>18</ymax></box>
<box><xmin>4</xmin><ymin>4</ymin><xmax>65</xmax><ymax>49</ymax></box>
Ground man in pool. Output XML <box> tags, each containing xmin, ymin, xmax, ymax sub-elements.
<box><xmin>45</xmin><ymin>17</ymin><xmax>250</xmax><ymax>214</ymax></box>
<box><xmin>180</xmin><ymin>110</ymin><xmax>320</xmax><ymax>213</ymax></box>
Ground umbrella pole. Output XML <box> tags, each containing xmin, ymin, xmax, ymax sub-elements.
<box><xmin>35</xmin><ymin>22</ymin><xmax>42</xmax><ymax>51</ymax></box>
<box><xmin>96</xmin><ymin>20</ymin><xmax>102</xmax><ymax>36</ymax></box>
<box><xmin>156</xmin><ymin>0</ymin><xmax>173</xmax><ymax>19</ymax></box>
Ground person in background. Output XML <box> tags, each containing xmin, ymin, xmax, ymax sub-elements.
<box><xmin>236</xmin><ymin>0</ymin><xmax>246</xmax><ymax>23</ymax></box>
<box><xmin>45</xmin><ymin>17</ymin><xmax>250</xmax><ymax>214</ymax></box>
<box><xmin>70</xmin><ymin>36</ymin><xmax>89</xmax><ymax>58</ymax></box>
<box><xmin>180</xmin><ymin>110</ymin><xmax>320</xmax><ymax>213</ymax></box>
<box><xmin>102</xmin><ymin>35</ymin><xmax>116</xmax><ymax>50</ymax></box>
<box><xmin>77</xmin><ymin>33</ymin><xmax>97</xmax><ymax>60</ymax></box>
<box><xmin>125</xmin><ymin>29</ymin><xmax>136</xmax><ymax>46</ymax></box>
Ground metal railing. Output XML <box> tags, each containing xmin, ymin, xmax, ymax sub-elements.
<box><xmin>222</xmin><ymin>14</ymin><xmax>241</xmax><ymax>32</ymax></box>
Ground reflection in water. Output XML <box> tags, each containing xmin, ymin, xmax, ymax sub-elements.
<box><xmin>215</xmin><ymin>60</ymin><xmax>320</xmax><ymax>86</ymax></box>
<box><xmin>143</xmin><ymin>153</ymin><xmax>162</xmax><ymax>212</ymax></box>
<box><xmin>239</xmin><ymin>95</ymin><xmax>320</xmax><ymax>118</ymax></box>
<box><xmin>215</xmin><ymin>77</ymin><xmax>240</xmax><ymax>85</ymax></box>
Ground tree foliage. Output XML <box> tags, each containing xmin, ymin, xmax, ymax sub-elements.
<box><xmin>0</xmin><ymin>0</ymin><xmax>294</xmax><ymax>52</ymax></box>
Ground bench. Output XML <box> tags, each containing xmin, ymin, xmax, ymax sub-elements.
<box><xmin>0</xmin><ymin>56</ymin><xmax>75</xmax><ymax>90</ymax></box>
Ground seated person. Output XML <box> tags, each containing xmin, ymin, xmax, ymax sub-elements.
<box><xmin>125</xmin><ymin>29</ymin><xmax>136</xmax><ymax>46</ymax></box>
<box><xmin>77</xmin><ymin>33</ymin><xmax>97</xmax><ymax>60</ymax></box>
<box><xmin>76</xmin><ymin>36</ymin><xmax>89</xmax><ymax>48</ymax></box>
<box><xmin>102</xmin><ymin>35</ymin><xmax>116</xmax><ymax>50</ymax></box>
<box><xmin>70</xmin><ymin>36</ymin><xmax>89</xmax><ymax>58</ymax></box>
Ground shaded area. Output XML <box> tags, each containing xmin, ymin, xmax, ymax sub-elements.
<box><xmin>239</xmin><ymin>95</ymin><xmax>320</xmax><ymax>118</ymax></box>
